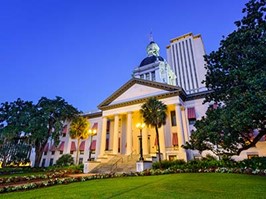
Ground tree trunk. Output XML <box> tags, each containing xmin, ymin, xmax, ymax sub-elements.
<box><xmin>34</xmin><ymin>141</ymin><xmax>47</xmax><ymax>167</ymax></box>
<box><xmin>155</xmin><ymin>126</ymin><xmax>162</xmax><ymax>169</ymax></box>
<box><xmin>76</xmin><ymin>139</ymin><xmax>80</xmax><ymax>165</ymax></box>
<box><xmin>34</xmin><ymin>147</ymin><xmax>43</xmax><ymax>167</ymax></box>
<box><xmin>2</xmin><ymin>155</ymin><xmax>7</xmax><ymax>168</ymax></box>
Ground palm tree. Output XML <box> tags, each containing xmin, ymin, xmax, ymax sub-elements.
<box><xmin>140</xmin><ymin>97</ymin><xmax>167</xmax><ymax>167</ymax></box>
<box><xmin>69</xmin><ymin>116</ymin><xmax>90</xmax><ymax>165</ymax></box>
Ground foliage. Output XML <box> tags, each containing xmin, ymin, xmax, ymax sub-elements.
<box><xmin>69</xmin><ymin>116</ymin><xmax>90</xmax><ymax>164</ymax></box>
<box><xmin>0</xmin><ymin>99</ymin><xmax>34</xmax><ymax>167</ymax></box>
<box><xmin>55</xmin><ymin>154</ymin><xmax>74</xmax><ymax>167</ymax></box>
<box><xmin>140</xmin><ymin>97</ymin><xmax>167</xmax><ymax>166</ymax></box>
<box><xmin>152</xmin><ymin>156</ymin><xmax>266</xmax><ymax>172</ymax></box>
<box><xmin>184</xmin><ymin>0</ymin><xmax>266</xmax><ymax>155</ymax></box>
<box><xmin>152</xmin><ymin>159</ymin><xmax>186</xmax><ymax>170</ymax></box>
<box><xmin>29</xmin><ymin>97</ymin><xmax>80</xmax><ymax>167</ymax></box>
<box><xmin>0</xmin><ymin>172</ymin><xmax>66</xmax><ymax>184</ymax></box>
<box><xmin>238</xmin><ymin>157</ymin><xmax>266</xmax><ymax>169</ymax></box>
<box><xmin>0</xmin><ymin>97</ymin><xmax>80</xmax><ymax>168</ymax></box>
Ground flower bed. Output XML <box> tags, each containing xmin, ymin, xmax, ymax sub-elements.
<box><xmin>0</xmin><ymin>172</ymin><xmax>67</xmax><ymax>185</ymax></box>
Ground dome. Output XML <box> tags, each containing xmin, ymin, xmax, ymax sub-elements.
<box><xmin>139</xmin><ymin>41</ymin><xmax>164</xmax><ymax>67</ymax></box>
<box><xmin>139</xmin><ymin>55</ymin><xmax>164</xmax><ymax>67</ymax></box>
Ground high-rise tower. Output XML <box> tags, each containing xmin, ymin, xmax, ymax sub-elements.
<box><xmin>166</xmin><ymin>33</ymin><xmax>206</xmax><ymax>93</ymax></box>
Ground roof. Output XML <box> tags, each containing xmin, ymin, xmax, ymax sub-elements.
<box><xmin>98</xmin><ymin>78</ymin><xmax>186</xmax><ymax>110</ymax></box>
<box><xmin>139</xmin><ymin>55</ymin><xmax>164</xmax><ymax>67</ymax></box>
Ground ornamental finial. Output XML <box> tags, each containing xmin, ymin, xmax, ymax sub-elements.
<box><xmin>149</xmin><ymin>31</ymin><xmax>154</xmax><ymax>42</ymax></box>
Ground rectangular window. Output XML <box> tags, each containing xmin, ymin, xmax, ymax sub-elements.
<box><xmin>145</xmin><ymin>73</ymin><xmax>150</xmax><ymax>80</ymax></box>
<box><xmin>170</xmin><ymin>111</ymin><xmax>177</xmax><ymax>126</ymax></box>
<box><xmin>62</xmin><ymin>134</ymin><xmax>66</xmax><ymax>137</ymax></box>
<box><xmin>247</xmin><ymin>154</ymin><xmax>259</xmax><ymax>159</ymax></box>
<box><xmin>188</xmin><ymin>107</ymin><xmax>196</xmax><ymax>125</ymax></box>
<box><xmin>172</xmin><ymin>133</ymin><xmax>178</xmax><ymax>147</ymax></box>
<box><xmin>51</xmin><ymin>151</ymin><xmax>55</xmax><ymax>155</ymax></box>
<box><xmin>49</xmin><ymin>158</ymin><xmax>54</xmax><ymax>166</ymax></box>
<box><xmin>106</xmin><ymin>138</ymin><xmax>109</xmax><ymax>150</ymax></box>
<box><xmin>189</xmin><ymin>119</ymin><xmax>196</xmax><ymax>125</ymax></box>
<box><xmin>60</xmin><ymin>151</ymin><xmax>63</xmax><ymax>155</ymax></box>
<box><xmin>151</xmin><ymin>71</ymin><xmax>155</xmax><ymax>81</ymax></box>
<box><xmin>140</xmin><ymin>74</ymin><xmax>144</xmax><ymax>79</ymax></box>
<box><xmin>80</xmin><ymin>150</ymin><xmax>84</xmax><ymax>155</ymax></box>
<box><xmin>79</xmin><ymin>158</ymin><xmax>83</xmax><ymax>164</ymax></box>
<box><xmin>44</xmin><ymin>152</ymin><xmax>47</xmax><ymax>156</ymax></box>
<box><xmin>169</xmin><ymin>155</ymin><xmax>177</xmax><ymax>161</ymax></box>
<box><xmin>70</xmin><ymin>151</ymin><xmax>74</xmax><ymax>155</ymax></box>
<box><xmin>107</xmin><ymin>120</ymin><xmax>110</xmax><ymax>133</ymax></box>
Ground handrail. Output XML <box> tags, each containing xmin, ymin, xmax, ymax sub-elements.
<box><xmin>110</xmin><ymin>157</ymin><xmax>123</xmax><ymax>172</ymax></box>
<box><xmin>127</xmin><ymin>149</ymin><xmax>136</xmax><ymax>162</ymax></box>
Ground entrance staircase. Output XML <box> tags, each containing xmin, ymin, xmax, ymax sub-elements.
<box><xmin>90</xmin><ymin>154</ymin><xmax>140</xmax><ymax>174</ymax></box>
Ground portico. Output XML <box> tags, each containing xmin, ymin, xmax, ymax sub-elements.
<box><xmin>97</xmin><ymin>78</ymin><xmax>189</xmax><ymax>161</ymax></box>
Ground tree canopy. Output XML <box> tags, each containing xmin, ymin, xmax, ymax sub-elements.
<box><xmin>184</xmin><ymin>0</ymin><xmax>266</xmax><ymax>156</ymax></box>
<box><xmin>0</xmin><ymin>97</ymin><xmax>79</xmax><ymax>167</ymax></box>
<box><xmin>69</xmin><ymin>116</ymin><xmax>90</xmax><ymax>164</ymax></box>
<box><xmin>0</xmin><ymin>99</ymin><xmax>34</xmax><ymax>167</ymax></box>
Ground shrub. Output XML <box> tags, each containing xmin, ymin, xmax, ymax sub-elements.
<box><xmin>152</xmin><ymin>159</ymin><xmax>186</xmax><ymax>170</ymax></box>
<box><xmin>55</xmin><ymin>154</ymin><xmax>74</xmax><ymax>167</ymax></box>
<box><xmin>238</xmin><ymin>157</ymin><xmax>266</xmax><ymax>170</ymax></box>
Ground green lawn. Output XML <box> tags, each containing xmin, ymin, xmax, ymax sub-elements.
<box><xmin>1</xmin><ymin>173</ymin><xmax>265</xmax><ymax>199</ymax></box>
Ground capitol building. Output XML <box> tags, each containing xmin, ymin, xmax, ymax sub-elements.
<box><xmin>39</xmin><ymin>33</ymin><xmax>266</xmax><ymax>168</ymax></box>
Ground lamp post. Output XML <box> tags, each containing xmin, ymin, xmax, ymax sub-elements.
<box><xmin>88</xmin><ymin>129</ymin><xmax>97</xmax><ymax>161</ymax></box>
<box><xmin>136</xmin><ymin>122</ymin><xmax>145</xmax><ymax>161</ymax></box>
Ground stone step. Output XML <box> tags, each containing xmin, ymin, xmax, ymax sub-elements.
<box><xmin>90</xmin><ymin>154</ymin><xmax>140</xmax><ymax>174</ymax></box>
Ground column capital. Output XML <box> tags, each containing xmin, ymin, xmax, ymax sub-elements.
<box><xmin>180</xmin><ymin>106</ymin><xmax>186</xmax><ymax>111</ymax></box>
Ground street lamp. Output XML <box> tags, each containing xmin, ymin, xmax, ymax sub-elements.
<box><xmin>88</xmin><ymin>129</ymin><xmax>97</xmax><ymax>161</ymax></box>
<box><xmin>136</xmin><ymin>122</ymin><xmax>145</xmax><ymax>161</ymax></box>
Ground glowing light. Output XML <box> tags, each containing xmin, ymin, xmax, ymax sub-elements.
<box><xmin>88</xmin><ymin>129</ymin><xmax>97</xmax><ymax>136</ymax></box>
<box><xmin>136</xmin><ymin>122</ymin><xmax>145</xmax><ymax>129</ymax></box>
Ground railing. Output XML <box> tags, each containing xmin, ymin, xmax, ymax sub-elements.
<box><xmin>126</xmin><ymin>150</ymin><xmax>137</xmax><ymax>162</ymax></box>
<box><xmin>110</xmin><ymin>157</ymin><xmax>123</xmax><ymax>172</ymax></box>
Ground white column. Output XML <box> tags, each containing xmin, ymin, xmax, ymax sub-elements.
<box><xmin>175</xmin><ymin>104</ymin><xmax>185</xmax><ymax>150</ymax></box>
<box><xmin>142</xmin><ymin>127</ymin><xmax>148</xmax><ymax>155</ymax></box>
<box><xmin>113</xmin><ymin>114</ymin><xmax>119</xmax><ymax>154</ymax></box>
<box><xmin>159</xmin><ymin>126</ymin><xmax>166</xmax><ymax>158</ymax></box>
<box><xmin>181</xmin><ymin>106</ymin><xmax>190</xmax><ymax>142</ymax></box>
<box><xmin>100</xmin><ymin>117</ymin><xmax>107</xmax><ymax>156</ymax></box>
<box><xmin>109</xmin><ymin>120</ymin><xmax>114</xmax><ymax>150</ymax></box>
<box><xmin>126</xmin><ymin>112</ymin><xmax>132</xmax><ymax>155</ymax></box>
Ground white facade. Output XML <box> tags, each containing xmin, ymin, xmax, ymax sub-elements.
<box><xmin>167</xmin><ymin>33</ymin><xmax>207</xmax><ymax>93</ymax></box>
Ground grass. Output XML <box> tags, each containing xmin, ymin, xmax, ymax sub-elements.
<box><xmin>1</xmin><ymin>173</ymin><xmax>266</xmax><ymax>199</ymax></box>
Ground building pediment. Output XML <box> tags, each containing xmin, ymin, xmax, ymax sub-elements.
<box><xmin>98</xmin><ymin>78</ymin><xmax>185</xmax><ymax>110</ymax></box>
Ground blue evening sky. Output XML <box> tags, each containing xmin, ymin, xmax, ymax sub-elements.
<box><xmin>0</xmin><ymin>0</ymin><xmax>247</xmax><ymax>112</ymax></box>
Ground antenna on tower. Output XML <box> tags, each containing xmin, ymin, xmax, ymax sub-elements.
<box><xmin>149</xmin><ymin>31</ymin><xmax>154</xmax><ymax>42</ymax></box>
